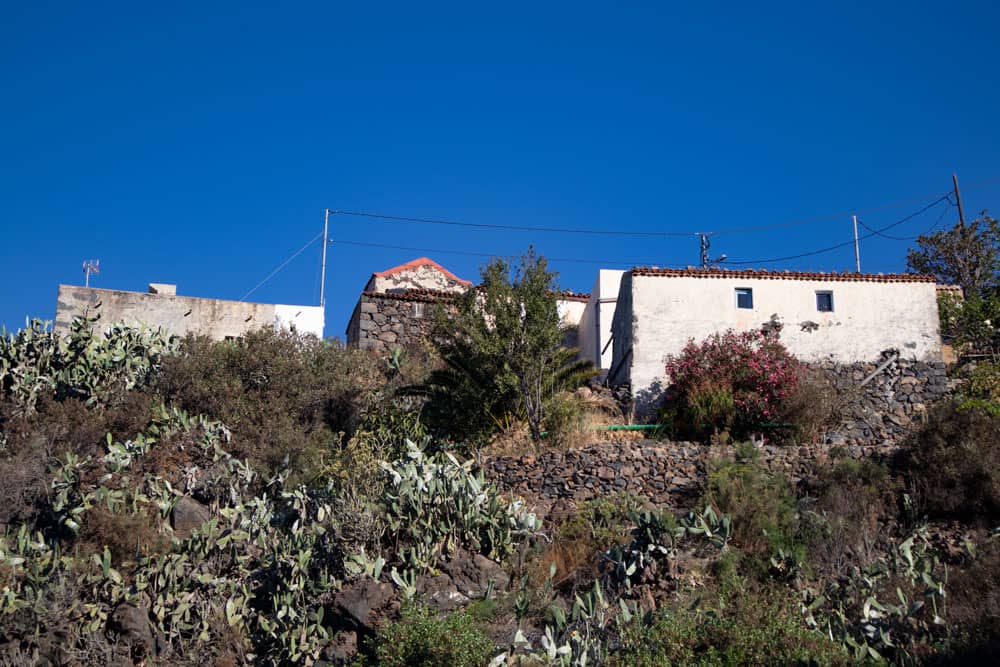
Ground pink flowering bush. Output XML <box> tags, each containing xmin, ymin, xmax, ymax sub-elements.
<box><xmin>662</xmin><ymin>329</ymin><xmax>802</xmax><ymax>442</ymax></box>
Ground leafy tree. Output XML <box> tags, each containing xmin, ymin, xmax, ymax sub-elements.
<box><xmin>906</xmin><ymin>212</ymin><xmax>999</xmax><ymax>297</ymax></box>
<box><xmin>414</xmin><ymin>249</ymin><xmax>595</xmax><ymax>443</ymax></box>
<box><xmin>907</xmin><ymin>212</ymin><xmax>1000</xmax><ymax>354</ymax></box>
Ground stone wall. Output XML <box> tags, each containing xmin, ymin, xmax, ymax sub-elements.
<box><xmin>346</xmin><ymin>290</ymin><xmax>452</xmax><ymax>352</ymax></box>
<box><xmin>610</xmin><ymin>354</ymin><xmax>952</xmax><ymax>448</ymax></box>
<box><xmin>485</xmin><ymin>440</ymin><xmax>900</xmax><ymax>510</ymax></box>
<box><xmin>815</xmin><ymin>356</ymin><xmax>951</xmax><ymax>447</ymax></box>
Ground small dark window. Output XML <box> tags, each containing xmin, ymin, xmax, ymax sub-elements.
<box><xmin>735</xmin><ymin>288</ymin><xmax>753</xmax><ymax>309</ymax></box>
<box><xmin>816</xmin><ymin>291</ymin><xmax>834</xmax><ymax>312</ymax></box>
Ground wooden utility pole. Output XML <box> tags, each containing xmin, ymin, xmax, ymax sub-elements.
<box><xmin>952</xmin><ymin>173</ymin><xmax>966</xmax><ymax>225</ymax></box>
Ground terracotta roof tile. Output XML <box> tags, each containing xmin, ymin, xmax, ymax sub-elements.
<box><xmin>372</xmin><ymin>257</ymin><xmax>472</xmax><ymax>286</ymax></box>
<box><xmin>630</xmin><ymin>267</ymin><xmax>937</xmax><ymax>283</ymax></box>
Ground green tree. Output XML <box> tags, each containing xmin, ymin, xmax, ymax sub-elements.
<box><xmin>908</xmin><ymin>212</ymin><xmax>1000</xmax><ymax>354</ymax></box>
<box><xmin>415</xmin><ymin>249</ymin><xmax>594</xmax><ymax>443</ymax></box>
<box><xmin>906</xmin><ymin>212</ymin><xmax>1000</xmax><ymax>297</ymax></box>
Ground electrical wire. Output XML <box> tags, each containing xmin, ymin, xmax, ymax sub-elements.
<box><xmin>856</xmin><ymin>199</ymin><xmax>953</xmax><ymax>241</ymax></box>
<box><xmin>723</xmin><ymin>196</ymin><xmax>949</xmax><ymax>265</ymax></box>
<box><xmin>336</xmin><ymin>195</ymin><xmax>962</xmax><ymax>270</ymax></box>
<box><xmin>329</xmin><ymin>184</ymin><xmax>968</xmax><ymax>238</ymax></box>
<box><xmin>330</xmin><ymin>210</ymin><xmax>694</xmax><ymax>237</ymax></box>
<box><xmin>240</xmin><ymin>232</ymin><xmax>323</xmax><ymax>301</ymax></box>
<box><xmin>334</xmin><ymin>239</ymin><xmax>638</xmax><ymax>266</ymax></box>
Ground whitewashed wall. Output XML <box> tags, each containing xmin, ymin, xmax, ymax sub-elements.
<box><xmin>611</xmin><ymin>272</ymin><xmax>941</xmax><ymax>417</ymax></box>
<box><xmin>273</xmin><ymin>304</ymin><xmax>325</xmax><ymax>338</ymax></box>
<box><xmin>579</xmin><ymin>269</ymin><xmax>625</xmax><ymax>370</ymax></box>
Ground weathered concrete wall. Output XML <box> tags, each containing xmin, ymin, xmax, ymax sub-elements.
<box><xmin>486</xmin><ymin>440</ymin><xmax>900</xmax><ymax>510</ymax></box>
<box><xmin>612</xmin><ymin>269</ymin><xmax>942</xmax><ymax>417</ymax></box>
<box><xmin>55</xmin><ymin>285</ymin><xmax>324</xmax><ymax>339</ymax></box>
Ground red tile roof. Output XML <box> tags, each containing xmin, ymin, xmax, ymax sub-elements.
<box><xmin>554</xmin><ymin>290</ymin><xmax>591</xmax><ymax>302</ymax></box>
<box><xmin>630</xmin><ymin>267</ymin><xmax>938</xmax><ymax>283</ymax></box>
<box><xmin>372</xmin><ymin>257</ymin><xmax>472</xmax><ymax>286</ymax></box>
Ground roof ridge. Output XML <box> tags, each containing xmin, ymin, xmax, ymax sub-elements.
<box><xmin>372</xmin><ymin>257</ymin><xmax>472</xmax><ymax>285</ymax></box>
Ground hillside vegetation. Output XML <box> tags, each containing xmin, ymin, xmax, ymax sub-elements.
<box><xmin>1</xmin><ymin>252</ymin><xmax>998</xmax><ymax>665</ymax></box>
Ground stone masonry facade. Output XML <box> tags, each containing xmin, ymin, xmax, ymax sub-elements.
<box><xmin>345</xmin><ymin>289</ymin><xmax>454</xmax><ymax>353</ymax></box>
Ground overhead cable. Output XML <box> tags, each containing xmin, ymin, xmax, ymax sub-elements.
<box><xmin>330</xmin><ymin>185</ymin><xmax>959</xmax><ymax>238</ymax></box>
<box><xmin>723</xmin><ymin>196</ymin><xmax>949</xmax><ymax>265</ymax></box>
<box><xmin>240</xmin><ymin>232</ymin><xmax>323</xmax><ymax>301</ymax></box>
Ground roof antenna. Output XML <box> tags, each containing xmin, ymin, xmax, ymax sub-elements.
<box><xmin>82</xmin><ymin>260</ymin><xmax>100</xmax><ymax>288</ymax></box>
<box><xmin>696</xmin><ymin>234</ymin><xmax>726</xmax><ymax>268</ymax></box>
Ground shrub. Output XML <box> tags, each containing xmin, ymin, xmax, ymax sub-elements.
<box><xmin>703</xmin><ymin>445</ymin><xmax>805</xmax><ymax>571</ymax></box>
<box><xmin>663</xmin><ymin>328</ymin><xmax>802</xmax><ymax>442</ymax></box>
<box><xmin>772</xmin><ymin>368</ymin><xmax>839</xmax><ymax>445</ymax></box>
<box><xmin>363</xmin><ymin>603</ymin><xmax>496</xmax><ymax>667</ymax></box>
<box><xmin>808</xmin><ymin>458</ymin><xmax>899</xmax><ymax>576</ymax></box>
<box><xmin>154</xmin><ymin>328</ymin><xmax>384</xmax><ymax>476</ymax></box>
<box><xmin>903</xmin><ymin>400</ymin><xmax>1000</xmax><ymax>522</ymax></box>
<box><xmin>612</xmin><ymin>583</ymin><xmax>848</xmax><ymax>666</ymax></box>
<box><xmin>533</xmin><ymin>494</ymin><xmax>648</xmax><ymax>590</ymax></box>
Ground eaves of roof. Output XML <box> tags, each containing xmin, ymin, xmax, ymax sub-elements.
<box><xmin>629</xmin><ymin>267</ymin><xmax>938</xmax><ymax>284</ymax></box>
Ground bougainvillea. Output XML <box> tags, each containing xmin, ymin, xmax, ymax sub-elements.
<box><xmin>663</xmin><ymin>328</ymin><xmax>802</xmax><ymax>441</ymax></box>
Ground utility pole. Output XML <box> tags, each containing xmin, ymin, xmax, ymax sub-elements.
<box><xmin>952</xmin><ymin>173</ymin><xmax>966</xmax><ymax>226</ymax></box>
<box><xmin>320</xmin><ymin>209</ymin><xmax>330</xmax><ymax>307</ymax></box>
<box><xmin>698</xmin><ymin>233</ymin><xmax>710</xmax><ymax>268</ymax></box>
<box><xmin>851</xmin><ymin>215</ymin><xmax>861</xmax><ymax>273</ymax></box>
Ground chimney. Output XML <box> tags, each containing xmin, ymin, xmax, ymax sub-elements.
<box><xmin>148</xmin><ymin>283</ymin><xmax>176</xmax><ymax>296</ymax></box>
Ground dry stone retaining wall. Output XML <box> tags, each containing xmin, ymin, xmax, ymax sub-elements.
<box><xmin>485</xmin><ymin>440</ymin><xmax>899</xmax><ymax>510</ymax></box>
<box><xmin>815</xmin><ymin>356</ymin><xmax>951</xmax><ymax>447</ymax></box>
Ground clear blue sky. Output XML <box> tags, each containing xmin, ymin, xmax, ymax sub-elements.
<box><xmin>3</xmin><ymin>1</ymin><xmax>998</xmax><ymax>337</ymax></box>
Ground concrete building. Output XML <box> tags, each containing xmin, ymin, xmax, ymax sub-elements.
<box><xmin>55</xmin><ymin>283</ymin><xmax>324</xmax><ymax>339</ymax></box>
<box><xmin>606</xmin><ymin>267</ymin><xmax>942</xmax><ymax>418</ymax></box>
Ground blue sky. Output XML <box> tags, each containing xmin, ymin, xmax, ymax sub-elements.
<box><xmin>2</xmin><ymin>1</ymin><xmax>998</xmax><ymax>337</ymax></box>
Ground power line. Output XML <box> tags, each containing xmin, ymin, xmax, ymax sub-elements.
<box><xmin>240</xmin><ymin>232</ymin><xmax>323</xmax><ymax>301</ymax></box>
<box><xmin>724</xmin><ymin>196</ymin><xmax>949</xmax><ymax>265</ymax></box>
<box><xmin>328</xmin><ymin>182</ymin><xmax>979</xmax><ymax>238</ymax></box>
<box><xmin>334</xmin><ymin>239</ymin><xmax>638</xmax><ymax>266</ymax></box>
<box><xmin>331</xmin><ymin>210</ymin><xmax>693</xmax><ymax>237</ymax></box>
<box><xmin>855</xmin><ymin>197</ymin><xmax>955</xmax><ymax>241</ymax></box>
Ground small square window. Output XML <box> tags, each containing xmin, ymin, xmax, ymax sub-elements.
<box><xmin>816</xmin><ymin>291</ymin><xmax>834</xmax><ymax>312</ymax></box>
<box><xmin>735</xmin><ymin>288</ymin><xmax>753</xmax><ymax>309</ymax></box>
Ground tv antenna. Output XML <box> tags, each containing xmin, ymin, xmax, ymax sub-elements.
<box><xmin>82</xmin><ymin>260</ymin><xmax>100</xmax><ymax>287</ymax></box>
<box><xmin>696</xmin><ymin>233</ymin><xmax>726</xmax><ymax>268</ymax></box>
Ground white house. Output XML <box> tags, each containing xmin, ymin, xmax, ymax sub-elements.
<box><xmin>606</xmin><ymin>267</ymin><xmax>942</xmax><ymax>418</ymax></box>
